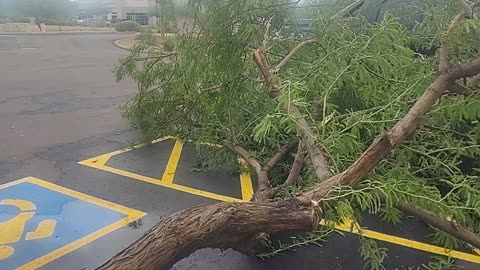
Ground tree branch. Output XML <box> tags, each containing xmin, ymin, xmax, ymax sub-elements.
<box><xmin>274</xmin><ymin>39</ymin><xmax>316</xmax><ymax>72</ymax></box>
<box><xmin>302</xmin><ymin>11</ymin><xmax>480</xmax><ymax>200</ymax></box>
<box><xmin>283</xmin><ymin>140</ymin><xmax>305</xmax><ymax>187</ymax></box>
<box><xmin>224</xmin><ymin>140</ymin><xmax>262</xmax><ymax>175</ymax></box>
<box><xmin>97</xmin><ymin>9</ymin><xmax>480</xmax><ymax>270</ymax></box>
<box><xmin>254</xmin><ymin>49</ymin><xmax>333</xmax><ymax>182</ymax></box>
<box><xmin>397</xmin><ymin>201</ymin><xmax>480</xmax><ymax>249</ymax></box>
<box><xmin>302</xmin><ymin>53</ymin><xmax>480</xmax><ymax>201</ymax></box>
<box><xmin>439</xmin><ymin>11</ymin><xmax>465</xmax><ymax>72</ymax></box>
<box><xmin>263</xmin><ymin>139</ymin><xmax>298</xmax><ymax>173</ymax></box>
<box><xmin>331</xmin><ymin>0</ymin><xmax>366</xmax><ymax>20</ymax></box>
<box><xmin>467</xmin><ymin>73</ymin><xmax>480</xmax><ymax>88</ymax></box>
<box><xmin>96</xmin><ymin>200</ymin><xmax>315</xmax><ymax>270</ymax></box>
<box><xmin>456</xmin><ymin>0</ymin><xmax>478</xmax><ymax>19</ymax></box>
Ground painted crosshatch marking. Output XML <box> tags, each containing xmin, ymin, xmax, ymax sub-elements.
<box><xmin>0</xmin><ymin>177</ymin><xmax>145</xmax><ymax>270</ymax></box>
<box><xmin>79</xmin><ymin>137</ymin><xmax>480</xmax><ymax>265</ymax></box>
<box><xmin>79</xmin><ymin>137</ymin><xmax>254</xmax><ymax>202</ymax></box>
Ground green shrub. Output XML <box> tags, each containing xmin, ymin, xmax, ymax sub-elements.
<box><xmin>115</xmin><ymin>21</ymin><xmax>141</xmax><ymax>32</ymax></box>
<box><xmin>37</xmin><ymin>18</ymin><xmax>76</xmax><ymax>26</ymax></box>
<box><xmin>12</xmin><ymin>17</ymin><xmax>31</xmax><ymax>23</ymax></box>
<box><xmin>162</xmin><ymin>37</ymin><xmax>176</xmax><ymax>52</ymax></box>
<box><xmin>139</xmin><ymin>26</ymin><xmax>153</xmax><ymax>33</ymax></box>
<box><xmin>135</xmin><ymin>32</ymin><xmax>154</xmax><ymax>41</ymax></box>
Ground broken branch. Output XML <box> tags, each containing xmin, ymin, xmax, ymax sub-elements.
<box><xmin>254</xmin><ymin>49</ymin><xmax>334</xmax><ymax>182</ymax></box>
<box><xmin>456</xmin><ymin>0</ymin><xmax>478</xmax><ymax>19</ymax></box>
<box><xmin>224</xmin><ymin>140</ymin><xmax>262</xmax><ymax>175</ymax></box>
<box><xmin>96</xmin><ymin>200</ymin><xmax>314</xmax><ymax>270</ymax></box>
<box><xmin>397</xmin><ymin>201</ymin><xmax>480</xmax><ymax>249</ymax></box>
<box><xmin>283</xmin><ymin>140</ymin><xmax>305</xmax><ymax>187</ymax></box>
<box><xmin>439</xmin><ymin>11</ymin><xmax>465</xmax><ymax>72</ymax></box>
<box><xmin>303</xmin><ymin>48</ymin><xmax>480</xmax><ymax>201</ymax></box>
<box><xmin>331</xmin><ymin>0</ymin><xmax>366</xmax><ymax>20</ymax></box>
<box><xmin>263</xmin><ymin>139</ymin><xmax>298</xmax><ymax>173</ymax></box>
<box><xmin>274</xmin><ymin>39</ymin><xmax>316</xmax><ymax>72</ymax></box>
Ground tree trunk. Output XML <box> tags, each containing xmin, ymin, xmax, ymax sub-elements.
<box><xmin>97</xmin><ymin>10</ymin><xmax>480</xmax><ymax>268</ymax></box>
<box><xmin>96</xmin><ymin>200</ymin><xmax>315</xmax><ymax>270</ymax></box>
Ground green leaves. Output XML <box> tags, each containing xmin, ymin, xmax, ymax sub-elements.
<box><xmin>116</xmin><ymin>0</ymin><xmax>480</xmax><ymax>265</ymax></box>
<box><xmin>359</xmin><ymin>238</ymin><xmax>388</xmax><ymax>270</ymax></box>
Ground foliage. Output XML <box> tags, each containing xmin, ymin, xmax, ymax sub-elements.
<box><xmin>36</xmin><ymin>18</ymin><xmax>76</xmax><ymax>26</ymax></box>
<box><xmin>162</xmin><ymin>37</ymin><xmax>176</xmax><ymax>52</ymax></box>
<box><xmin>2</xmin><ymin>0</ymin><xmax>75</xmax><ymax>20</ymax></box>
<box><xmin>115</xmin><ymin>21</ymin><xmax>141</xmax><ymax>32</ymax></box>
<box><xmin>115</xmin><ymin>0</ymin><xmax>480</xmax><ymax>268</ymax></box>
<box><xmin>139</xmin><ymin>26</ymin><xmax>154</xmax><ymax>33</ymax></box>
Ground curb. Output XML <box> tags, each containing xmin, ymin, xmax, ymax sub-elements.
<box><xmin>113</xmin><ymin>36</ymin><xmax>135</xmax><ymax>51</ymax></box>
<box><xmin>0</xmin><ymin>31</ymin><xmax>120</xmax><ymax>36</ymax></box>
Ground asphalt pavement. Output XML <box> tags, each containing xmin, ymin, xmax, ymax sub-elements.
<box><xmin>0</xmin><ymin>33</ymin><xmax>479</xmax><ymax>270</ymax></box>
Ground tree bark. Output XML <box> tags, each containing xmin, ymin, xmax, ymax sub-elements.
<box><xmin>274</xmin><ymin>39</ymin><xmax>316</xmax><ymax>72</ymax></box>
<box><xmin>96</xmin><ymin>200</ymin><xmax>315</xmax><ymax>270</ymax></box>
<box><xmin>397</xmin><ymin>201</ymin><xmax>480</xmax><ymax>249</ymax></box>
<box><xmin>283</xmin><ymin>141</ymin><xmax>305</xmax><ymax>187</ymax></box>
<box><xmin>253</xmin><ymin>49</ymin><xmax>333</xmax><ymax>182</ymax></box>
<box><xmin>439</xmin><ymin>11</ymin><xmax>465</xmax><ymax>72</ymax></box>
<box><xmin>331</xmin><ymin>0</ymin><xmax>366</xmax><ymax>20</ymax></box>
<box><xmin>456</xmin><ymin>0</ymin><xmax>478</xmax><ymax>19</ymax></box>
<box><xmin>263</xmin><ymin>139</ymin><xmax>298</xmax><ymax>173</ymax></box>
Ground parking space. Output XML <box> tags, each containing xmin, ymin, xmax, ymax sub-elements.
<box><xmin>79</xmin><ymin>137</ymin><xmax>253</xmax><ymax>202</ymax></box>
<box><xmin>0</xmin><ymin>177</ymin><xmax>144</xmax><ymax>270</ymax></box>
<box><xmin>77</xmin><ymin>136</ymin><xmax>480</xmax><ymax>269</ymax></box>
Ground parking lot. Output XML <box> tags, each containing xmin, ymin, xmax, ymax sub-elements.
<box><xmin>0</xmin><ymin>34</ymin><xmax>479</xmax><ymax>270</ymax></box>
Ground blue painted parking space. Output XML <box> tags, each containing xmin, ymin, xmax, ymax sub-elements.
<box><xmin>0</xmin><ymin>177</ymin><xmax>145</xmax><ymax>270</ymax></box>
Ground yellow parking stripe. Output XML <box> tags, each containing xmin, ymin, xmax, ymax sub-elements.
<box><xmin>321</xmin><ymin>219</ymin><xmax>480</xmax><ymax>264</ymax></box>
<box><xmin>240</xmin><ymin>172</ymin><xmax>254</xmax><ymax>201</ymax></box>
<box><xmin>79</xmin><ymin>137</ymin><xmax>480</xmax><ymax>265</ymax></box>
<box><xmin>161</xmin><ymin>140</ymin><xmax>184</xmax><ymax>184</ymax></box>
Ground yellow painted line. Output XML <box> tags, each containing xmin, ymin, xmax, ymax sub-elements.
<box><xmin>240</xmin><ymin>172</ymin><xmax>254</xmax><ymax>201</ymax></box>
<box><xmin>80</xmin><ymin>136</ymin><xmax>176</xmax><ymax>162</ymax></box>
<box><xmin>17</xmin><ymin>216</ymin><xmax>140</xmax><ymax>270</ymax></box>
<box><xmin>320</xmin><ymin>219</ymin><xmax>480</xmax><ymax>264</ymax></box>
<box><xmin>27</xmin><ymin>177</ymin><xmax>145</xmax><ymax>217</ymax></box>
<box><xmin>0</xmin><ymin>177</ymin><xmax>145</xmax><ymax>270</ymax></box>
<box><xmin>78</xmin><ymin>137</ymin><xmax>480</xmax><ymax>264</ymax></box>
<box><xmin>169</xmin><ymin>184</ymin><xmax>244</xmax><ymax>202</ymax></box>
<box><xmin>80</xmin><ymin>154</ymin><xmax>112</xmax><ymax>167</ymax></box>
<box><xmin>161</xmin><ymin>139</ymin><xmax>184</xmax><ymax>184</ymax></box>
<box><xmin>81</xmin><ymin>161</ymin><xmax>244</xmax><ymax>203</ymax></box>
<box><xmin>237</xmin><ymin>157</ymin><xmax>254</xmax><ymax>201</ymax></box>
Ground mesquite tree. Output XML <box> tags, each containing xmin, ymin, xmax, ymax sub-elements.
<box><xmin>100</xmin><ymin>0</ymin><xmax>480</xmax><ymax>269</ymax></box>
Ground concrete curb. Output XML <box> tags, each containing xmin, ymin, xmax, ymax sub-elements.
<box><xmin>0</xmin><ymin>31</ymin><xmax>120</xmax><ymax>36</ymax></box>
<box><xmin>113</xmin><ymin>36</ymin><xmax>135</xmax><ymax>51</ymax></box>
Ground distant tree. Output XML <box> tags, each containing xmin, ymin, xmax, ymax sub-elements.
<box><xmin>14</xmin><ymin>0</ymin><xmax>73</xmax><ymax>19</ymax></box>
<box><xmin>4</xmin><ymin>0</ymin><xmax>75</xmax><ymax>29</ymax></box>
<box><xmin>153</xmin><ymin>0</ymin><xmax>175</xmax><ymax>37</ymax></box>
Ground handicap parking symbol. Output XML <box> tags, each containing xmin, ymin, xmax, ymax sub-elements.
<box><xmin>0</xmin><ymin>177</ymin><xmax>145</xmax><ymax>270</ymax></box>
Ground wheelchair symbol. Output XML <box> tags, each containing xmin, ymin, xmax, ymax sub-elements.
<box><xmin>0</xmin><ymin>199</ymin><xmax>57</xmax><ymax>260</ymax></box>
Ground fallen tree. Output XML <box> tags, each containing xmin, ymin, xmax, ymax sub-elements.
<box><xmin>101</xmin><ymin>0</ymin><xmax>480</xmax><ymax>269</ymax></box>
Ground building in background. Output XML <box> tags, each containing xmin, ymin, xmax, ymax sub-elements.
<box><xmin>78</xmin><ymin>0</ymin><xmax>157</xmax><ymax>26</ymax></box>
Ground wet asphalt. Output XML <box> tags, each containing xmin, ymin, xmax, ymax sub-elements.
<box><xmin>0</xmin><ymin>34</ymin><xmax>478</xmax><ymax>270</ymax></box>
